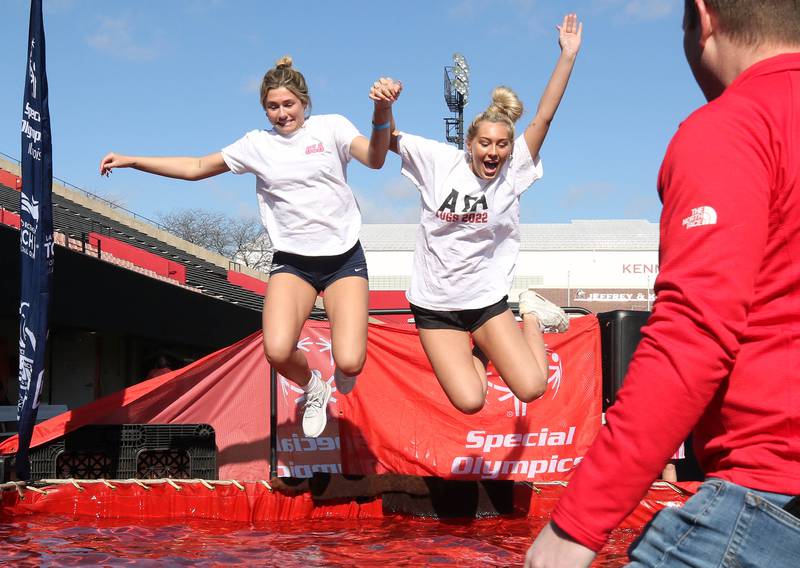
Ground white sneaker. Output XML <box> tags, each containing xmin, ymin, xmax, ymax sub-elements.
<box><xmin>302</xmin><ymin>370</ymin><xmax>331</xmax><ymax>438</ymax></box>
<box><xmin>334</xmin><ymin>368</ymin><xmax>357</xmax><ymax>395</ymax></box>
<box><xmin>518</xmin><ymin>290</ymin><xmax>569</xmax><ymax>333</ymax></box>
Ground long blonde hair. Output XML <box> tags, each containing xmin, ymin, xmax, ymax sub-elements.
<box><xmin>259</xmin><ymin>55</ymin><xmax>311</xmax><ymax>112</ymax></box>
<box><xmin>466</xmin><ymin>86</ymin><xmax>523</xmax><ymax>142</ymax></box>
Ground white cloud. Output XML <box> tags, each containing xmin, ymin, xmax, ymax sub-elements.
<box><xmin>86</xmin><ymin>17</ymin><xmax>159</xmax><ymax>61</ymax></box>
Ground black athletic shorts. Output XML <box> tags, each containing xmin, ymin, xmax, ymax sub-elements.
<box><xmin>269</xmin><ymin>241</ymin><xmax>368</xmax><ymax>293</ymax></box>
<box><xmin>409</xmin><ymin>296</ymin><xmax>509</xmax><ymax>333</ymax></box>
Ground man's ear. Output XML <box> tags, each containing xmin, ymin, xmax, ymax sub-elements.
<box><xmin>694</xmin><ymin>0</ymin><xmax>716</xmax><ymax>47</ymax></box>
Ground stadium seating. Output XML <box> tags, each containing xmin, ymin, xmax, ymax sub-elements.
<box><xmin>0</xmin><ymin>180</ymin><xmax>263</xmax><ymax>311</ymax></box>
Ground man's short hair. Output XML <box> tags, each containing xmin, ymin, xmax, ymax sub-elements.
<box><xmin>684</xmin><ymin>0</ymin><xmax>800</xmax><ymax>47</ymax></box>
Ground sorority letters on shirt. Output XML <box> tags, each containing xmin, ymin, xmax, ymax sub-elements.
<box><xmin>436</xmin><ymin>189</ymin><xmax>489</xmax><ymax>223</ymax></box>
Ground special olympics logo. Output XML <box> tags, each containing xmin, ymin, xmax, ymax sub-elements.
<box><xmin>488</xmin><ymin>348</ymin><xmax>564</xmax><ymax>417</ymax></box>
<box><xmin>547</xmin><ymin>350</ymin><xmax>564</xmax><ymax>397</ymax></box>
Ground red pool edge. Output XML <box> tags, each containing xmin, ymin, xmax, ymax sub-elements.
<box><xmin>0</xmin><ymin>479</ymin><xmax>699</xmax><ymax>525</ymax></box>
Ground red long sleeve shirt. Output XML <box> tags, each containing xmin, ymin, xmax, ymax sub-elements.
<box><xmin>552</xmin><ymin>53</ymin><xmax>800</xmax><ymax>552</ymax></box>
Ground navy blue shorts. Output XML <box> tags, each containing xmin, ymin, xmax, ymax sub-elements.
<box><xmin>269</xmin><ymin>241</ymin><xmax>368</xmax><ymax>293</ymax></box>
<box><xmin>409</xmin><ymin>296</ymin><xmax>509</xmax><ymax>333</ymax></box>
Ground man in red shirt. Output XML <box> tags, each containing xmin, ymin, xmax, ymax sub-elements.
<box><xmin>526</xmin><ymin>1</ymin><xmax>800</xmax><ymax>566</ymax></box>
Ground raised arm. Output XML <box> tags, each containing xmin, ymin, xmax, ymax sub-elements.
<box><xmin>99</xmin><ymin>152</ymin><xmax>230</xmax><ymax>181</ymax></box>
<box><xmin>523</xmin><ymin>13</ymin><xmax>582</xmax><ymax>160</ymax></box>
<box><xmin>350</xmin><ymin>77</ymin><xmax>402</xmax><ymax>169</ymax></box>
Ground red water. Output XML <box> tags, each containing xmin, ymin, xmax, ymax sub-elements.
<box><xmin>0</xmin><ymin>515</ymin><xmax>638</xmax><ymax>567</ymax></box>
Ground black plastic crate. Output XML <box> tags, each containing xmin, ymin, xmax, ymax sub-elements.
<box><xmin>29</xmin><ymin>424</ymin><xmax>217</xmax><ymax>480</ymax></box>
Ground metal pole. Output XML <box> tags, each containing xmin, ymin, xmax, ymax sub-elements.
<box><xmin>567</xmin><ymin>270</ymin><xmax>571</xmax><ymax>308</ymax></box>
<box><xmin>269</xmin><ymin>366</ymin><xmax>277</xmax><ymax>479</ymax></box>
<box><xmin>457</xmin><ymin>101</ymin><xmax>465</xmax><ymax>150</ymax></box>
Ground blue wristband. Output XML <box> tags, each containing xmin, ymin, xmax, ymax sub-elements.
<box><xmin>372</xmin><ymin>121</ymin><xmax>391</xmax><ymax>131</ymax></box>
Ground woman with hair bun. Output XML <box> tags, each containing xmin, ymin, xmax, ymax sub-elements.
<box><xmin>387</xmin><ymin>14</ymin><xmax>582</xmax><ymax>413</ymax></box>
<box><xmin>100</xmin><ymin>56</ymin><xmax>401</xmax><ymax>438</ymax></box>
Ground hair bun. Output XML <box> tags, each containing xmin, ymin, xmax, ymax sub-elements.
<box><xmin>489</xmin><ymin>86</ymin><xmax>523</xmax><ymax>123</ymax></box>
<box><xmin>275</xmin><ymin>55</ymin><xmax>293</xmax><ymax>69</ymax></box>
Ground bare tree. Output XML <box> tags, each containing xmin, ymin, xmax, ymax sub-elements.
<box><xmin>158</xmin><ymin>209</ymin><xmax>231</xmax><ymax>256</ymax></box>
<box><xmin>228</xmin><ymin>217</ymin><xmax>273</xmax><ymax>271</ymax></box>
<box><xmin>158</xmin><ymin>208</ymin><xmax>272</xmax><ymax>270</ymax></box>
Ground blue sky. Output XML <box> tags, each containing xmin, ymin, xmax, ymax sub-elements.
<box><xmin>1</xmin><ymin>0</ymin><xmax>704</xmax><ymax>225</ymax></box>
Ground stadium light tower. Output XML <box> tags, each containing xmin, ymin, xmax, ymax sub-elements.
<box><xmin>444</xmin><ymin>52</ymin><xmax>469</xmax><ymax>149</ymax></box>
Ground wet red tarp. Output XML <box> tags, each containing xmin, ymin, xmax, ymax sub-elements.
<box><xmin>0</xmin><ymin>480</ymin><xmax>699</xmax><ymax>567</ymax></box>
<box><xmin>1</xmin><ymin>480</ymin><xmax>697</xmax><ymax>524</ymax></box>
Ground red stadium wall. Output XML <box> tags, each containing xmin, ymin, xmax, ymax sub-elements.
<box><xmin>226</xmin><ymin>270</ymin><xmax>267</xmax><ymax>295</ymax></box>
<box><xmin>0</xmin><ymin>209</ymin><xmax>20</xmax><ymax>229</ymax></box>
<box><xmin>89</xmin><ymin>232</ymin><xmax>186</xmax><ymax>284</ymax></box>
<box><xmin>0</xmin><ymin>168</ymin><xmax>21</xmax><ymax>190</ymax></box>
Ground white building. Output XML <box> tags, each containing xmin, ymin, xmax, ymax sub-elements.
<box><xmin>361</xmin><ymin>220</ymin><xmax>659</xmax><ymax>312</ymax></box>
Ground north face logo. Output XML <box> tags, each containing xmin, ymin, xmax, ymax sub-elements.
<box><xmin>682</xmin><ymin>206</ymin><xmax>717</xmax><ymax>229</ymax></box>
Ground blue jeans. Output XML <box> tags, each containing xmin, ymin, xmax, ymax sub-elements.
<box><xmin>627</xmin><ymin>478</ymin><xmax>800</xmax><ymax>567</ymax></box>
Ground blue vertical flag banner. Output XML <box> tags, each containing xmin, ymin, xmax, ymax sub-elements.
<box><xmin>17</xmin><ymin>0</ymin><xmax>54</xmax><ymax>481</ymax></box>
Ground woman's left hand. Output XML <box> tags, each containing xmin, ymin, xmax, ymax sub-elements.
<box><xmin>557</xmin><ymin>13</ymin><xmax>582</xmax><ymax>58</ymax></box>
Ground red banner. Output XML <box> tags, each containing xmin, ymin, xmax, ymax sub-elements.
<box><xmin>287</xmin><ymin>317</ymin><xmax>602</xmax><ymax>482</ymax></box>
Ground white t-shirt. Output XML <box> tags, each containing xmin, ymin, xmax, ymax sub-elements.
<box><xmin>221</xmin><ymin>114</ymin><xmax>363</xmax><ymax>256</ymax></box>
<box><xmin>398</xmin><ymin>132</ymin><xmax>543</xmax><ymax>311</ymax></box>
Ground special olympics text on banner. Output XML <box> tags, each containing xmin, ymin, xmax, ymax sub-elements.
<box><xmin>336</xmin><ymin>316</ymin><xmax>602</xmax><ymax>482</ymax></box>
